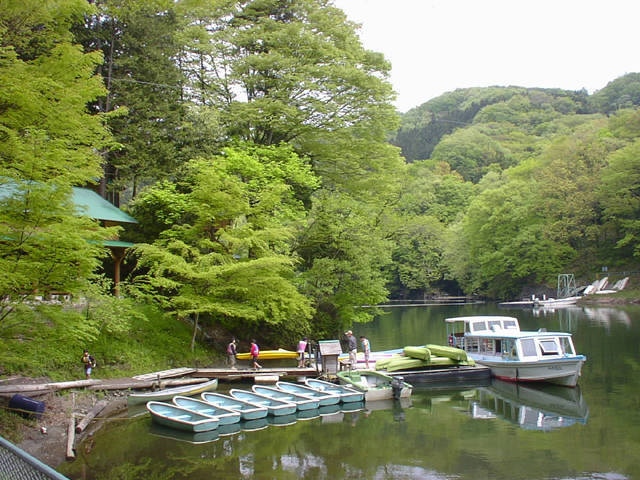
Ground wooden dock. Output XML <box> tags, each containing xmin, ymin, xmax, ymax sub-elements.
<box><xmin>191</xmin><ymin>367</ymin><xmax>318</xmax><ymax>382</ymax></box>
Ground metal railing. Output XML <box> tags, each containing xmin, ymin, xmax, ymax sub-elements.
<box><xmin>0</xmin><ymin>436</ymin><xmax>70</xmax><ymax>480</ymax></box>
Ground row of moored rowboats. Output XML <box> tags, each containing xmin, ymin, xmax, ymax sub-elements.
<box><xmin>145</xmin><ymin>379</ymin><xmax>365</xmax><ymax>433</ymax></box>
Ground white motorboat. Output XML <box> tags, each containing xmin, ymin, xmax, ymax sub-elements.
<box><xmin>445</xmin><ymin>315</ymin><xmax>586</xmax><ymax>387</ymax></box>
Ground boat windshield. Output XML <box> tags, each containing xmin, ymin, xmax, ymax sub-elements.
<box><xmin>539</xmin><ymin>339</ymin><xmax>560</xmax><ymax>355</ymax></box>
<box><xmin>558</xmin><ymin>336</ymin><xmax>575</xmax><ymax>355</ymax></box>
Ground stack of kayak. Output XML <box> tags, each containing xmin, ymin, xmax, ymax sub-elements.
<box><xmin>375</xmin><ymin>344</ymin><xmax>475</xmax><ymax>372</ymax></box>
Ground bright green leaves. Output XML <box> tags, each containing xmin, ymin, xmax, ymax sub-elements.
<box><xmin>0</xmin><ymin>181</ymin><xmax>118</xmax><ymax>325</ymax></box>
<box><xmin>128</xmin><ymin>143</ymin><xmax>316</xmax><ymax>343</ymax></box>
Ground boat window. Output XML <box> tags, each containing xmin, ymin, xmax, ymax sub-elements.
<box><xmin>539</xmin><ymin>339</ymin><xmax>559</xmax><ymax>355</ymax></box>
<box><xmin>520</xmin><ymin>339</ymin><xmax>537</xmax><ymax>357</ymax></box>
<box><xmin>488</xmin><ymin>320</ymin><xmax>502</xmax><ymax>331</ymax></box>
<box><xmin>559</xmin><ymin>337</ymin><xmax>574</xmax><ymax>355</ymax></box>
<box><xmin>471</xmin><ymin>320</ymin><xmax>487</xmax><ymax>332</ymax></box>
<box><xmin>503</xmin><ymin>319</ymin><xmax>518</xmax><ymax>330</ymax></box>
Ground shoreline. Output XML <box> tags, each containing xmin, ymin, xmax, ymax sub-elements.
<box><xmin>5</xmin><ymin>294</ymin><xmax>640</xmax><ymax>472</ymax></box>
<box><xmin>5</xmin><ymin>387</ymin><xmax>128</xmax><ymax>470</ymax></box>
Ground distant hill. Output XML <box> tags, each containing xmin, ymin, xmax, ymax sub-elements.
<box><xmin>393</xmin><ymin>73</ymin><xmax>640</xmax><ymax>163</ymax></box>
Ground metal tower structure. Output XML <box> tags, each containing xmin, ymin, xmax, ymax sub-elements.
<box><xmin>557</xmin><ymin>274</ymin><xmax>577</xmax><ymax>298</ymax></box>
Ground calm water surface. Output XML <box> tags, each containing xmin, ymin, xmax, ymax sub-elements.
<box><xmin>59</xmin><ymin>304</ymin><xmax>640</xmax><ymax>480</ymax></box>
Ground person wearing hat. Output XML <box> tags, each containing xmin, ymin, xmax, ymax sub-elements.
<box><xmin>345</xmin><ymin>330</ymin><xmax>357</xmax><ymax>367</ymax></box>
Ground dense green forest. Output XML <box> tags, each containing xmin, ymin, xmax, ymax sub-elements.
<box><xmin>1</xmin><ymin>0</ymin><xmax>639</xmax><ymax>373</ymax></box>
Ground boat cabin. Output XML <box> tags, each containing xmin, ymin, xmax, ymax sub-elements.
<box><xmin>445</xmin><ymin>316</ymin><xmax>578</xmax><ymax>362</ymax></box>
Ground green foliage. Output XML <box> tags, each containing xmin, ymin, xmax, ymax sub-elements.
<box><xmin>192</xmin><ymin>0</ymin><xmax>397</xmax><ymax>146</ymax></box>
<box><xmin>0</xmin><ymin>181</ymin><xmax>118</xmax><ymax>325</ymax></box>
<box><xmin>298</xmin><ymin>189</ymin><xmax>393</xmax><ymax>336</ymax></box>
<box><xmin>0</xmin><ymin>300</ymin><xmax>211</xmax><ymax>380</ymax></box>
<box><xmin>431</xmin><ymin>127</ymin><xmax>514</xmax><ymax>182</ymax></box>
<box><xmin>590</xmin><ymin>73</ymin><xmax>640</xmax><ymax>113</ymax></box>
<box><xmin>600</xmin><ymin>138</ymin><xmax>640</xmax><ymax>258</ymax></box>
<box><xmin>0</xmin><ymin>38</ymin><xmax>108</xmax><ymax>185</ymax></box>
<box><xmin>127</xmin><ymin>144</ymin><xmax>316</xmax><ymax>346</ymax></box>
<box><xmin>75</xmin><ymin>0</ymin><xmax>195</xmax><ymax>198</ymax></box>
<box><xmin>394</xmin><ymin>86</ymin><xmax>590</xmax><ymax>162</ymax></box>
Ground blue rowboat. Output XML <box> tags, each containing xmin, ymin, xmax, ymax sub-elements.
<box><xmin>173</xmin><ymin>396</ymin><xmax>241</xmax><ymax>425</ymax></box>
<box><xmin>128</xmin><ymin>379</ymin><xmax>219</xmax><ymax>406</ymax></box>
<box><xmin>201</xmin><ymin>392</ymin><xmax>268</xmax><ymax>421</ymax></box>
<box><xmin>275</xmin><ymin>381</ymin><xmax>341</xmax><ymax>406</ymax></box>
<box><xmin>230</xmin><ymin>389</ymin><xmax>297</xmax><ymax>416</ymax></box>
<box><xmin>252</xmin><ymin>385</ymin><xmax>319</xmax><ymax>411</ymax></box>
<box><xmin>304</xmin><ymin>378</ymin><xmax>365</xmax><ymax>403</ymax></box>
<box><xmin>145</xmin><ymin>401</ymin><xmax>219</xmax><ymax>432</ymax></box>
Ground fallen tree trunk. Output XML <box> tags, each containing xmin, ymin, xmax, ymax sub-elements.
<box><xmin>0</xmin><ymin>376</ymin><xmax>212</xmax><ymax>395</ymax></box>
<box><xmin>0</xmin><ymin>379</ymin><xmax>100</xmax><ymax>395</ymax></box>
<box><xmin>87</xmin><ymin>377</ymin><xmax>212</xmax><ymax>392</ymax></box>
<box><xmin>66</xmin><ymin>415</ymin><xmax>76</xmax><ymax>461</ymax></box>
<box><xmin>75</xmin><ymin>400</ymin><xmax>108</xmax><ymax>434</ymax></box>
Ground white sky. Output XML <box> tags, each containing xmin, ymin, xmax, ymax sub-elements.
<box><xmin>333</xmin><ymin>0</ymin><xmax>640</xmax><ymax>112</ymax></box>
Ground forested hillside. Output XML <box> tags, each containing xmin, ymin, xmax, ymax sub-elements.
<box><xmin>392</xmin><ymin>74</ymin><xmax>640</xmax><ymax>297</ymax></box>
<box><xmin>1</xmin><ymin>0</ymin><xmax>639</xmax><ymax>365</ymax></box>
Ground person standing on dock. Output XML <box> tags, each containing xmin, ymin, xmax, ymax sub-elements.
<box><xmin>345</xmin><ymin>331</ymin><xmax>357</xmax><ymax>368</ymax></box>
<box><xmin>250</xmin><ymin>339</ymin><xmax>261</xmax><ymax>369</ymax></box>
<box><xmin>360</xmin><ymin>335</ymin><xmax>371</xmax><ymax>369</ymax></box>
<box><xmin>297</xmin><ymin>337</ymin><xmax>308</xmax><ymax>368</ymax></box>
<box><xmin>227</xmin><ymin>338</ymin><xmax>237</xmax><ymax>369</ymax></box>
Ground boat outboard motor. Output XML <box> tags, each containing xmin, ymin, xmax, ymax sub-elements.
<box><xmin>391</xmin><ymin>376</ymin><xmax>404</xmax><ymax>400</ymax></box>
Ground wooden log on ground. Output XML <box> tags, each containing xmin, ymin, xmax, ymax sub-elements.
<box><xmin>75</xmin><ymin>400</ymin><xmax>108</xmax><ymax>433</ymax></box>
<box><xmin>0</xmin><ymin>379</ymin><xmax>100</xmax><ymax>394</ymax></box>
<box><xmin>0</xmin><ymin>376</ymin><xmax>212</xmax><ymax>395</ymax></box>
<box><xmin>87</xmin><ymin>377</ymin><xmax>213</xmax><ymax>392</ymax></box>
<box><xmin>66</xmin><ymin>415</ymin><xmax>76</xmax><ymax>460</ymax></box>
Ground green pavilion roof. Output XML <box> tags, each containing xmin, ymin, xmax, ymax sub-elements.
<box><xmin>72</xmin><ymin>188</ymin><xmax>137</xmax><ymax>224</ymax></box>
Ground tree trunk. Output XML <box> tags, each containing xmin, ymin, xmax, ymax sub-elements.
<box><xmin>75</xmin><ymin>400</ymin><xmax>108</xmax><ymax>433</ymax></box>
<box><xmin>190</xmin><ymin>312</ymin><xmax>199</xmax><ymax>352</ymax></box>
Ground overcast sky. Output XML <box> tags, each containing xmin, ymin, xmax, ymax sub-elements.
<box><xmin>333</xmin><ymin>0</ymin><xmax>640</xmax><ymax>112</ymax></box>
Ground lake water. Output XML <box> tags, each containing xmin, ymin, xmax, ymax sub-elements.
<box><xmin>58</xmin><ymin>303</ymin><xmax>640</xmax><ymax>480</ymax></box>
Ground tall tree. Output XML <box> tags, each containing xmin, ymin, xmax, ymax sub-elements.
<box><xmin>74</xmin><ymin>0</ymin><xmax>193</xmax><ymax>201</ymax></box>
<box><xmin>185</xmin><ymin>0</ymin><xmax>398</xmax><ymax>147</ymax></box>
<box><xmin>127</xmin><ymin>144</ymin><xmax>317</xmax><ymax>346</ymax></box>
<box><xmin>179</xmin><ymin>0</ymin><xmax>406</xmax><ymax>331</ymax></box>
<box><xmin>0</xmin><ymin>0</ymin><xmax>109</xmax><ymax>185</ymax></box>
<box><xmin>0</xmin><ymin>0</ymin><xmax>120</xmax><ymax>329</ymax></box>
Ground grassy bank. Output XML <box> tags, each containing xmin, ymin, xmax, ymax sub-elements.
<box><xmin>0</xmin><ymin>302</ymin><xmax>216</xmax><ymax>381</ymax></box>
<box><xmin>0</xmin><ymin>301</ymin><xmax>216</xmax><ymax>447</ymax></box>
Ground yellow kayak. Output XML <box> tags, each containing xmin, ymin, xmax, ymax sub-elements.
<box><xmin>236</xmin><ymin>348</ymin><xmax>299</xmax><ymax>361</ymax></box>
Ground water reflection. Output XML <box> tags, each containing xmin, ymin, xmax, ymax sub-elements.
<box><xmin>58</xmin><ymin>304</ymin><xmax>640</xmax><ymax>480</ymax></box>
<box><xmin>150</xmin><ymin>423</ymin><xmax>221</xmax><ymax>444</ymax></box>
<box><xmin>470</xmin><ymin>380</ymin><xmax>589</xmax><ymax>430</ymax></box>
